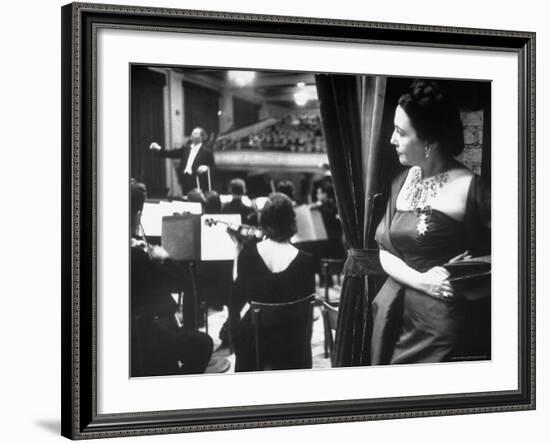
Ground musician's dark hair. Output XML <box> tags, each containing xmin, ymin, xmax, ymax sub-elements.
<box><xmin>260</xmin><ymin>192</ymin><xmax>297</xmax><ymax>242</ymax></box>
<box><xmin>316</xmin><ymin>180</ymin><xmax>335</xmax><ymax>201</ymax></box>
<box><xmin>398</xmin><ymin>79</ymin><xmax>464</xmax><ymax>157</ymax></box>
<box><xmin>186</xmin><ymin>188</ymin><xmax>206</xmax><ymax>205</ymax></box>
<box><xmin>130</xmin><ymin>178</ymin><xmax>146</xmax><ymax>215</ymax></box>
<box><xmin>275</xmin><ymin>180</ymin><xmax>295</xmax><ymax>201</ymax></box>
<box><xmin>229</xmin><ymin>178</ymin><xmax>246</xmax><ymax>196</ymax></box>
<box><xmin>204</xmin><ymin>190</ymin><xmax>222</xmax><ymax>214</ymax></box>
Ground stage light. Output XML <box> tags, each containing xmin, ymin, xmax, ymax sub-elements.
<box><xmin>294</xmin><ymin>91</ymin><xmax>308</xmax><ymax>106</ymax></box>
<box><xmin>294</xmin><ymin>83</ymin><xmax>317</xmax><ymax>106</ymax></box>
<box><xmin>227</xmin><ymin>70</ymin><xmax>256</xmax><ymax>87</ymax></box>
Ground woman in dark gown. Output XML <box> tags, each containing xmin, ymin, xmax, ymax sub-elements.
<box><xmin>231</xmin><ymin>193</ymin><xmax>315</xmax><ymax>372</ymax></box>
<box><xmin>371</xmin><ymin>80</ymin><xmax>491</xmax><ymax>365</ymax></box>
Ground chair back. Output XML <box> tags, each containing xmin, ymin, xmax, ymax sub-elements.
<box><xmin>250</xmin><ymin>294</ymin><xmax>315</xmax><ymax>370</ymax></box>
<box><xmin>320</xmin><ymin>301</ymin><xmax>339</xmax><ymax>366</ymax></box>
<box><xmin>320</xmin><ymin>258</ymin><xmax>345</xmax><ymax>304</ymax></box>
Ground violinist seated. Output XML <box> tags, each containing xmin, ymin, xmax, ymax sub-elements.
<box><xmin>130</xmin><ymin>179</ymin><xmax>213</xmax><ymax>377</ymax></box>
<box><xmin>229</xmin><ymin>193</ymin><xmax>316</xmax><ymax>372</ymax></box>
<box><xmin>204</xmin><ymin>190</ymin><xmax>222</xmax><ymax>214</ymax></box>
<box><xmin>275</xmin><ymin>180</ymin><xmax>297</xmax><ymax>207</ymax></box>
<box><xmin>310</xmin><ymin>181</ymin><xmax>342</xmax><ymax>242</ymax></box>
<box><xmin>222</xmin><ymin>178</ymin><xmax>258</xmax><ymax>226</ymax></box>
<box><xmin>304</xmin><ymin>181</ymin><xmax>346</xmax><ymax>288</ymax></box>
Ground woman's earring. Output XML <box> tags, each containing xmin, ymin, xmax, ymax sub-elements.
<box><xmin>424</xmin><ymin>145</ymin><xmax>431</xmax><ymax>158</ymax></box>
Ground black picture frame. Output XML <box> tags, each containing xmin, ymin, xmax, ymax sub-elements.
<box><xmin>61</xmin><ymin>2</ymin><xmax>536</xmax><ymax>439</ymax></box>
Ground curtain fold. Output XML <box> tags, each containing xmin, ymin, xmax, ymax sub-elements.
<box><xmin>361</xmin><ymin>76</ymin><xmax>388</xmax><ymax>244</ymax></box>
<box><xmin>315</xmin><ymin>74</ymin><xmax>387</xmax><ymax>366</ymax></box>
<box><xmin>131</xmin><ymin>67</ymin><xmax>167</xmax><ymax>197</ymax></box>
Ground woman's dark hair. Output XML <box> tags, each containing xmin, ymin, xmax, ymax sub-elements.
<box><xmin>317</xmin><ymin>180</ymin><xmax>335</xmax><ymax>201</ymax></box>
<box><xmin>186</xmin><ymin>188</ymin><xmax>206</xmax><ymax>205</ymax></box>
<box><xmin>203</xmin><ymin>190</ymin><xmax>222</xmax><ymax>214</ymax></box>
<box><xmin>275</xmin><ymin>180</ymin><xmax>295</xmax><ymax>201</ymax></box>
<box><xmin>130</xmin><ymin>178</ymin><xmax>147</xmax><ymax>234</ymax></box>
<box><xmin>398</xmin><ymin>79</ymin><xmax>464</xmax><ymax>157</ymax></box>
<box><xmin>130</xmin><ymin>178</ymin><xmax>146</xmax><ymax>216</ymax></box>
<box><xmin>229</xmin><ymin>178</ymin><xmax>246</xmax><ymax>196</ymax></box>
<box><xmin>259</xmin><ymin>192</ymin><xmax>297</xmax><ymax>242</ymax></box>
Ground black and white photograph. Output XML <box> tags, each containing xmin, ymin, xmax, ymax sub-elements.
<box><xmin>3</xmin><ymin>0</ymin><xmax>547</xmax><ymax>441</ymax></box>
<box><xmin>58</xmin><ymin>2</ymin><xmax>536</xmax><ymax>439</ymax></box>
<box><xmin>129</xmin><ymin>65</ymin><xmax>492</xmax><ymax>377</ymax></box>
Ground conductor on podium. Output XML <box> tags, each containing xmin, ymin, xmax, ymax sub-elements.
<box><xmin>150</xmin><ymin>126</ymin><xmax>215</xmax><ymax>194</ymax></box>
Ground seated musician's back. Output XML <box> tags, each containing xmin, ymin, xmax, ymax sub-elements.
<box><xmin>231</xmin><ymin>193</ymin><xmax>315</xmax><ymax>372</ymax></box>
<box><xmin>130</xmin><ymin>179</ymin><xmax>213</xmax><ymax>377</ymax></box>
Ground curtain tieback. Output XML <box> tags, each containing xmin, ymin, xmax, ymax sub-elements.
<box><xmin>343</xmin><ymin>248</ymin><xmax>384</xmax><ymax>277</ymax></box>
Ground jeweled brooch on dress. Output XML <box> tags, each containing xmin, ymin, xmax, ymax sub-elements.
<box><xmin>415</xmin><ymin>206</ymin><xmax>432</xmax><ymax>236</ymax></box>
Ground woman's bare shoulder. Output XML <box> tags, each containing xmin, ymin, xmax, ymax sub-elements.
<box><xmin>447</xmin><ymin>161</ymin><xmax>474</xmax><ymax>179</ymax></box>
<box><xmin>426</xmin><ymin>167</ymin><xmax>474</xmax><ymax>221</ymax></box>
<box><xmin>446</xmin><ymin>164</ymin><xmax>475</xmax><ymax>191</ymax></box>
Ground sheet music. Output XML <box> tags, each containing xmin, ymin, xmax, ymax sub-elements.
<box><xmin>141</xmin><ymin>201</ymin><xmax>203</xmax><ymax>237</ymax></box>
<box><xmin>140</xmin><ymin>201</ymin><xmax>163</xmax><ymax>236</ymax></box>
<box><xmin>200</xmin><ymin>214</ymin><xmax>242</xmax><ymax>261</ymax></box>
<box><xmin>169</xmin><ymin>200</ymin><xmax>202</xmax><ymax>215</ymax></box>
<box><xmin>219</xmin><ymin>194</ymin><xmax>232</xmax><ymax>205</ymax></box>
<box><xmin>253</xmin><ymin>196</ymin><xmax>268</xmax><ymax>211</ymax></box>
<box><xmin>292</xmin><ymin>204</ymin><xmax>328</xmax><ymax>243</ymax></box>
<box><xmin>220</xmin><ymin>195</ymin><xmax>252</xmax><ymax>207</ymax></box>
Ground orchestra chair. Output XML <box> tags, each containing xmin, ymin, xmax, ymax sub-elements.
<box><xmin>320</xmin><ymin>301</ymin><xmax>339</xmax><ymax>365</ymax></box>
<box><xmin>200</xmin><ymin>301</ymin><xmax>209</xmax><ymax>335</ymax></box>
<box><xmin>182</xmin><ymin>262</ymin><xmax>230</xmax><ymax>373</ymax></box>
<box><xmin>176</xmin><ymin>261</ymin><xmax>200</xmax><ymax>331</ymax></box>
<box><xmin>320</xmin><ymin>258</ymin><xmax>345</xmax><ymax>305</ymax></box>
<box><xmin>250</xmin><ymin>294</ymin><xmax>316</xmax><ymax>371</ymax></box>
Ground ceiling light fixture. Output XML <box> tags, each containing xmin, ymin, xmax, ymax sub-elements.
<box><xmin>294</xmin><ymin>91</ymin><xmax>308</xmax><ymax>106</ymax></box>
<box><xmin>294</xmin><ymin>85</ymin><xmax>317</xmax><ymax>106</ymax></box>
<box><xmin>227</xmin><ymin>70</ymin><xmax>256</xmax><ymax>87</ymax></box>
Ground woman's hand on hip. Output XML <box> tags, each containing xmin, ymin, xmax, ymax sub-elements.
<box><xmin>418</xmin><ymin>266</ymin><xmax>455</xmax><ymax>301</ymax></box>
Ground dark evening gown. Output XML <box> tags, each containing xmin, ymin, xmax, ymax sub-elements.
<box><xmin>371</xmin><ymin>169</ymin><xmax>491</xmax><ymax>365</ymax></box>
<box><xmin>231</xmin><ymin>242</ymin><xmax>316</xmax><ymax>372</ymax></box>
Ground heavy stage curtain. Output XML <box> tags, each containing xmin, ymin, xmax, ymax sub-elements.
<box><xmin>315</xmin><ymin>75</ymin><xmax>387</xmax><ymax>366</ymax></box>
<box><xmin>131</xmin><ymin>67</ymin><xmax>167</xmax><ymax>197</ymax></box>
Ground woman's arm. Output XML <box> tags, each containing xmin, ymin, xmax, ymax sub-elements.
<box><xmin>379</xmin><ymin>249</ymin><xmax>455</xmax><ymax>301</ymax></box>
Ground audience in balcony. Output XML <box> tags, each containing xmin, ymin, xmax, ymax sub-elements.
<box><xmin>213</xmin><ymin>113</ymin><xmax>326</xmax><ymax>153</ymax></box>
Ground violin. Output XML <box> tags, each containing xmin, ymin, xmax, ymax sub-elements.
<box><xmin>203</xmin><ymin>218</ymin><xmax>264</xmax><ymax>243</ymax></box>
